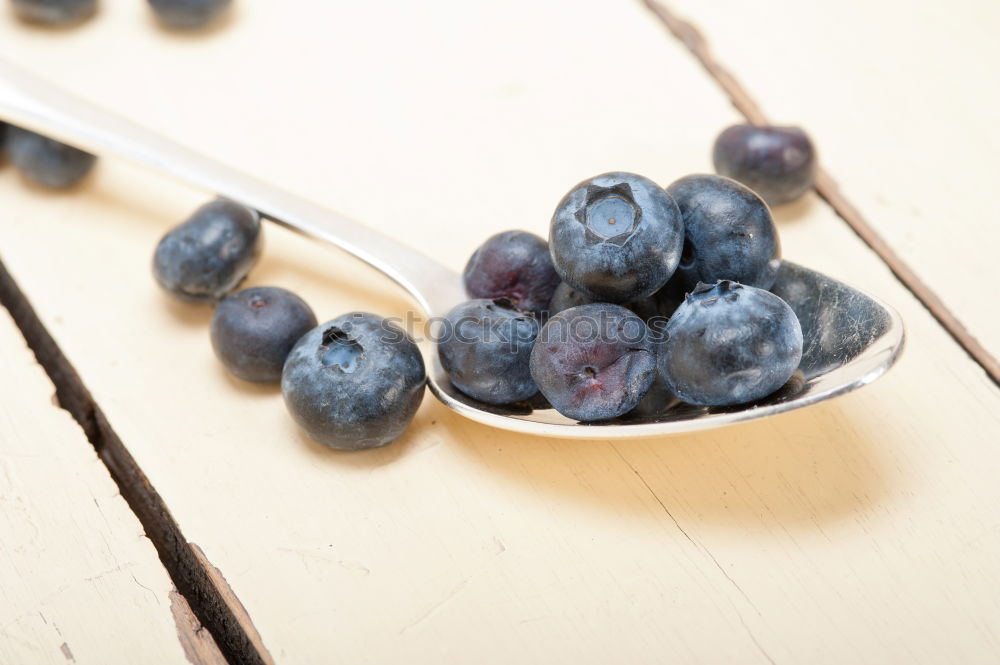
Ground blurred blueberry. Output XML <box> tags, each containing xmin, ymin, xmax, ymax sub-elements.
<box><xmin>463</xmin><ymin>230</ymin><xmax>560</xmax><ymax>315</ymax></box>
<box><xmin>282</xmin><ymin>312</ymin><xmax>426</xmax><ymax>450</ymax></box>
<box><xmin>713</xmin><ymin>124</ymin><xmax>816</xmax><ymax>206</ymax></box>
<box><xmin>152</xmin><ymin>199</ymin><xmax>262</xmax><ymax>303</ymax></box>
<box><xmin>5</xmin><ymin>126</ymin><xmax>96</xmax><ymax>189</ymax></box>
<box><xmin>210</xmin><ymin>286</ymin><xmax>317</xmax><ymax>382</ymax></box>
<box><xmin>147</xmin><ymin>0</ymin><xmax>231</xmax><ymax>29</ymax></box>
<box><xmin>11</xmin><ymin>0</ymin><xmax>96</xmax><ymax>25</ymax></box>
<box><xmin>549</xmin><ymin>172</ymin><xmax>683</xmax><ymax>303</ymax></box>
<box><xmin>667</xmin><ymin>174</ymin><xmax>780</xmax><ymax>290</ymax></box>
<box><xmin>438</xmin><ymin>298</ymin><xmax>539</xmax><ymax>404</ymax></box>
<box><xmin>529</xmin><ymin>303</ymin><xmax>657</xmax><ymax>421</ymax></box>
<box><xmin>659</xmin><ymin>281</ymin><xmax>802</xmax><ymax>406</ymax></box>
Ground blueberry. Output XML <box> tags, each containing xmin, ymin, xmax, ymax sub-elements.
<box><xmin>438</xmin><ymin>298</ymin><xmax>539</xmax><ymax>404</ymax></box>
<box><xmin>282</xmin><ymin>313</ymin><xmax>426</xmax><ymax>450</ymax></box>
<box><xmin>549</xmin><ymin>172</ymin><xmax>683</xmax><ymax>303</ymax></box>
<box><xmin>547</xmin><ymin>281</ymin><xmax>663</xmax><ymax>323</ymax></box>
<box><xmin>713</xmin><ymin>124</ymin><xmax>817</xmax><ymax>206</ymax></box>
<box><xmin>147</xmin><ymin>0</ymin><xmax>231</xmax><ymax>29</ymax></box>
<box><xmin>667</xmin><ymin>174</ymin><xmax>781</xmax><ymax>290</ymax></box>
<box><xmin>5</xmin><ymin>126</ymin><xmax>96</xmax><ymax>189</ymax></box>
<box><xmin>463</xmin><ymin>230</ymin><xmax>560</xmax><ymax>315</ymax></box>
<box><xmin>152</xmin><ymin>199</ymin><xmax>262</xmax><ymax>303</ymax></box>
<box><xmin>210</xmin><ymin>286</ymin><xmax>317</xmax><ymax>382</ymax></box>
<box><xmin>659</xmin><ymin>281</ymin><xmax>802</xmax><ymax>406</ymax></box>
<box><xmin>11</xmin><ymin>0</ymin><xmax>96</xmax><ymax>25</ymax></box>
<box><xmin>529</xmin><ymin>303</ymin><xmax>657</xmax><ymax>421</ymax></box>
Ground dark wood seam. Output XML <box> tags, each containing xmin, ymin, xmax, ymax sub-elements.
<box><xmin>640</xmin><ymin>0</ymin><xmax>1000</xmax><ymax>386</ymax></box>
<box><xmin>0</xmin><ymin>255</ymin><xmax>273</xmax><ymax>665</ymax></box>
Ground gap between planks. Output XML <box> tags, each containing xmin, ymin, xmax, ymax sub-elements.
<box><xmin>639</xmin><ymin>0</ymin><xmax>1000</xmax><ymax>386</ymax></box>
<box><xmin>0</xmin><ymin>255</ymin><xmax>275</xmax><ymax>665</ymax></box>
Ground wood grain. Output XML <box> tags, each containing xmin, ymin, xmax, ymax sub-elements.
<box><xmin>642</xmin><ymin>0</ymin><xmax>1000</xmax><ymax>383</ymax></box>
<box><xmin>0</xmin><ymin>308</ymin><xmax>204</xmax><ymax>665</ymax></box>
<box><xmin>0</xmin><ymin>1</ymin><xmax>999</xmax><ymax>663</ymax></box>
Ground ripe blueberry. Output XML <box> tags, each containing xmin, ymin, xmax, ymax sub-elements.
<box><xmin>11</xmin><ymin>0</ymin><xmax>96</xmax><ymax>25</ymax></box>
<box><xmin>438</xmin><ymin>298</ymin><xmax>539</xmax><ymax>405</ymax></box>
<box><xmin>529</xmin><ymin>303</ymin><xmax>657</xmax><ymax>421</ymax></box>
<box><xmin>659</xmin><ymin>281</ymin><xmax>802</xmax><ymax>406</ymax></box>
<box><xmin>210</xmin><ymin>286</ymin><xmax>317</xmax><ymax>382</ymax></box>
<box><xmin>152</xmin><ymin>199</ymin><xmax>262</xmax><ymax>303</ymax></box>
<box><xmin>147</xmin><ymin>0</ymin><xmax>231</xmax><ymax>29</ymax></box>
<box><xmin>463</xmin><ymin>230</ymin><xmax>560</xmax><ymax>315</ymax></box>
<box><xmin>547</xmin><ymin>281</ymin><xmax>663</xmax><ymax>323</ymax></box>
<box><xmin>667</xmin><ymin>174</ymin><xmax>781</xmax><ymax>290</ymax></box>
<box><xmin>282</xmin><ymin>313</ymin><xmax>426</xmax><ymax>450</ymax></box>
<box><xmin>549</xmin><ymin>172</ymin><xmax>683</xmax><ymax>303</ymax></box>
<box><xmin>5</xmin><ymin>126</ymin><xmax>96</xmax><ymax>189</ymax></box>
<box><xmin>713</xmin><ymin>124</ymin><xmax>816</xmax><ymax>206</ymax></box>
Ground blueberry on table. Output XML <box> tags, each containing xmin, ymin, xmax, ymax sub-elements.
<box><xmin>529</xmin><ymin>303</ymin><xmax>657</xmax><ymax>421</ymax></box>
<box><xmin>11</xmin><ymin>0</ymin><xmax>96</xmax><ymax>25</ymax></box>
<box><xmin>713</xmin><ymin>124</ymin><xmax>817</xmax><ymax>206</ymax></box>
<box><xmin>438</xmin><ymin>298</ymin><xmax>539</xmax><ymax>404</ymax></box>
<box><xmin>667</xmin><ymin>174</ymin><xmax>781</xmax><ymax>290</ymax></box>
<box><xmin>210</xmin><ymin>287</ymin><xmax>317</xmax><ymax>382</ymax></box>
<box><xmin>659</xmin><ymin>281</ymin><xmax>802</xmax><ymax>406</ymax></box>
<box><xmin>5</xmin><ymin>126</ymin><xmax>96</xmax><ymax>189</ymax></box>
<box><xmin>549</xmin><ymin>172</ymin><xmax>683</xmax><ymax>303</ymax></box>
<box><xmin>152</xmin><ymin>199</ymin><xmax>262</xmax><ymax>303</ymax></box>
<box><xmin>147</xmin><ymin>0</ymin><xmax>231</xmax><ymax>29</ymax></box>
<box><xmin>282</xmin><ymin>313</ymin><xmax>426</xmax><ymax>450</ymax></box>
<box><xmin>463</xmin><ymin>230</ymin><xmax>560</xmax><ymax>315</ymax></box>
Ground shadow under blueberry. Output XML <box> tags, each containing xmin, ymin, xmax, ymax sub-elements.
<box><xmin>290</xmin><ymin>397</ymin><xmax>434</xmax><ymax>470</ymax></box>
<box><xmin>159</xmin><ymin>291</ymin><xmax>215</xmax><ymax>327</ymax></box>
<box><xmin>441</xmin><ymin>394</ymin><xmax>894</xmax><ymax>532</ymax></box>
<box><xmin>215</xmin><ymin>361</ymin><xmax>281</xmax><ymax>397</ymax></box>
<box><xmin>147</xmin><ymin>3</ymin><xmax>239</xmax><ymax>39</ymax></box>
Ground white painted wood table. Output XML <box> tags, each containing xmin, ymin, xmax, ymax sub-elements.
<box><xmin>1</xmin><ymin>1</ymin><xmax>998</xmax><ymax>664</ymax></box>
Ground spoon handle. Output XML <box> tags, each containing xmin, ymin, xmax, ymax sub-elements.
<box><xmin>0</xmin><ymin>58</ymin><xmax>461</xmax><ymax>316</ymax></box>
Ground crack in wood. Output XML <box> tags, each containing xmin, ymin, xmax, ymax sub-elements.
<box><xmin>0</xmin><ymin>255</ymin><xmax>272</xmax><ymax>665</ymax></box>
<box><xmin>639</xmin><ymin>0</ymin><xmax>1000</xmax><ymax>387</ymax></box>
<box><xmin>170</xmin><ymin>590</ymin><xmax>228</xmax><ymax>665</ymax></box>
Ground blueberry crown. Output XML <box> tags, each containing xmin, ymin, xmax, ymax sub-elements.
<box><xmin>687</xmin><ymin>280</ymin><xmax>743</xmax><ymax>305</ymax></box>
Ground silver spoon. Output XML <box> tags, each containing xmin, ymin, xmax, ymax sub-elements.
<box><xmin>0</xmin><ymin>59</ymin><xmax>905</xmax><ymax>439</ymax></box>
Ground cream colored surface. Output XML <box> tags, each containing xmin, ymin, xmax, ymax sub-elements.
<box><xmin>655</xmin><ymin>0</ymin><xmax>1000</xmax><ymax>357</ymax></box>
<box><xmin>0</xmin><ymin>1</ymin><xmax>999</xmax><ymax>664</ymax></box>
<box><xmin>0</xmin><ymin>309</ymin><xmax>197</xmax><ymax>664</ymax></box>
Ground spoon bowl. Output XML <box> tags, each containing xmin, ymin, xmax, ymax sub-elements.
<box><xmin>429</xmin><ymin>261</ymin><xmax>903</xmax><ymax>437</ymax></box>
<box><xmin>0</xmin><ymin>59</ymin><xmax>905</xmax><ymax>438</ymax></box>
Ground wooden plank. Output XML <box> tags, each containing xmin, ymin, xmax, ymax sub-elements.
<box><xmin>1</xmin><ymin>1</ymin><xmax>999</xmax><ymax>663</ymax></box>
<box><xmin>0</xmin><ymin>308</ymin><xmax>219</xmax><ymax>665</ymax></box>
<box><xmin>643</xmin><ymin>0</ymin><xmax>1000</xmax><ymax>378</ymax></box>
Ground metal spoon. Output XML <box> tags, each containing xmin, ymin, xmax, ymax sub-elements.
<box><xmin>0</xmin><ymin>59</ymin><xmax>905</xmax><ymax>439</ymax></box>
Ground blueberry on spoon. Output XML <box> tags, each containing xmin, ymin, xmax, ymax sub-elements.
<box><xmin>530</xmin><ymin>303</ymin><xmax>657</xmax><ymax>421</ymax></box>
<box><xmin>463</xmin><ymin>230</ymin><xmax>560</xmax><ymax>316</ymax></box>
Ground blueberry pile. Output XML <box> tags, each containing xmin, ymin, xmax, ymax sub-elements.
<box><xmin>442</xmin><ymin>168</ymin><xmax>808</xmax><ymax>421</ymax></box>
<box><xmin>151</xmin><ymin>199</ymin><xmax>426</xmax><ymax>450</ymax></box>
<box><xmin>9</xmin><ymin>0</ymin><xmax>233</xmax><ymax>30</ymax></box>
